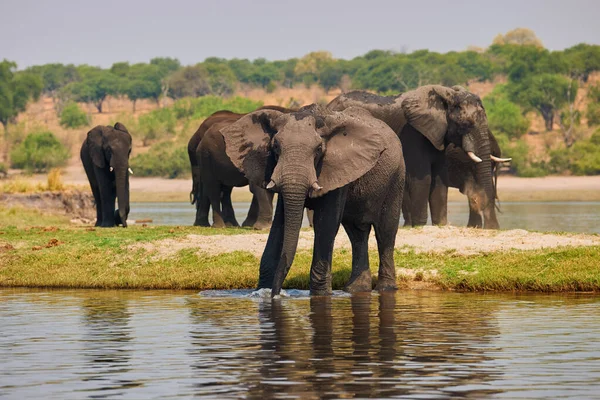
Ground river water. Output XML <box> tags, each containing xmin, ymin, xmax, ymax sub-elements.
<box><xmin>1</xmin><ymin>289</ymin><xmax>599</xmax><ymax>399</ymax></box>
<box><xmin>129</xmin><ymin>201</ymin><xmax>600</xmax><ymax>234</ymax></box>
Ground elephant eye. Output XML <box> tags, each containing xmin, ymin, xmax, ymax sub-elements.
<box><xmin>273</xmin><ymin>140</ymin><xmax>281</xmax><ymax>155</ymax></box>
<box><xmin>316</xmin><ymin>144</ymin><xmax>323</xmax><ymax>156</ymax></box>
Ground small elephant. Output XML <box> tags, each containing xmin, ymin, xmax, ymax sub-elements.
<box><xmin>188</xmin><ymin>106</ymin><xmax>292</xmax><ymax>228</ymax></box>
<box><xmin>328</xmin><ymin>85</ymin><xmax>499</xmax><ymax>229</ymax></box>
<box><xmin>222</xmin><ymin>104</ymin><xmax>405</xmax><ymax>296</ymax></box>
<box><xmin>81</xmin><ymin>122</ymin><xmax>132</xmax><ymax>227</ymax></box>
<box><xmin>445</xmin><ymin>133</ymin><xmax>511</xmax><ymax>228</ymax></box>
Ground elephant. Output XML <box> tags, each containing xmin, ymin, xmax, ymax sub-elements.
<box><xmin>221</xmin><ymin>104</ymin><xmax>405</xmax><ymax>297</ymax></box>
<box><xmin>445</xmin><ymin>133</ymin><xmax>511</xmax><ymax>228</ymax></box>
<box><xmin>188</xmin><ymin>106</ymin><xmax>291</xmax><ymax>228</ymax></box>
<box><xmin>81</xmin><ymin>122</ymin><xmax>132</xmax><ymax>227</ymax></box>
<box><xmin>328</xmin><ymin>85</ymin><xmax>501</xmax><ymax>229</ymax></box>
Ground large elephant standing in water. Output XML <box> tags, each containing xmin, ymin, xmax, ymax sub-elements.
<box><xmin>80</xmin><ymin>122</ymin><xmax>132</xmax><ymax>227</ymax></box>
<box><xmin>328</xmin><ymin>85</ymin><xmax>501</xmax><ymax>229</ymax></box>
<box><xmin>222</xmin><ymin>105</ymin><xmax>405</xmax><ymax>296</ymax></box>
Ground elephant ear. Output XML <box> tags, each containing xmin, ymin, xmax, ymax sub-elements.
<box><xmin>313</xmin><ymin>107</ymin><xmax>389</xmax><ymax>197</ymax></box>
<box><xmin>86</xmin><ymin>126</ymin><xmax>106</xmax><ymax>168</ymax></box>
<box><xmin>221</xmin><ymin>109</ymin><xmax>284</xmax><ymax>187</ymax></box>
<box><xmin>113</xmin><ymin>122</ymin><xmax>129</xmax><ymax>134</ymax></box>
<box><xmin>401</xmin><ymin>85</ymin><xmax>457</xmax><ymax>151</ymax></box>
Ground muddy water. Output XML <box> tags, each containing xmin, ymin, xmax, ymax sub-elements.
<box><xmin>128</xmin><ymin>201</ymin><xmax>600</xmax><ymax>234</ymax></box>
<box><xmin>1</xmin><ymin>289</ymin><xmax>599</xmax><ymax>399</ymax></box>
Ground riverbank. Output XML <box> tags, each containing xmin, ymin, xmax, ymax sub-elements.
<box><xmin>8</xmin><ymin>171</ymin><xmax>600</xmax><ymax>203</ymax></box>
<box><xmin>1</xmin><ymin>211</ymin><xmax>599</xmax><ymax>292</ymax></box>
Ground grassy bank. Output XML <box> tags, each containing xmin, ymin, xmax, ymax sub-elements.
<box><xmin>1</xmin><ymin>211</ymin><xmax>599</xmax><ymax>292</ymax></box>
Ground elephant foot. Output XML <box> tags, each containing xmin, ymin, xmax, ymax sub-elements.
<box><xmin>241</xmin><ymin>219</ymin><xmax>256</xmax><ymax>227</ymax></box>
<box><xmin>212</xmin><ymin>221</ymin><xmax>226</xmax><ymax>229</ymax></box>
<box><xmin>375</xmin><ymin>279</ymin><xmax>398</xmax><ymax>292</ymax></box>
<box><xmin>252</xmin><ymin>221</ymin><xmax>272</xmax><ymax>230</ymax></box>
<box><xmin>344</xmin><ymin>271</ymin><xmax>372</xmax><ymax>293</ymax></box>
<box><xmin>193</xmin><ymin>220</ymin><xmax>210</xmax><ymax>227</ymax></box>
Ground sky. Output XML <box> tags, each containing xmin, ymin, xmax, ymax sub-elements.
<box><xmin>1</xmin><ymin>0</ymin><xmax>599</xmax><ymax>68</ymax></box>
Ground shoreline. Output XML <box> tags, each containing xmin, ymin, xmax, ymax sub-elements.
<box><xmin>9</xmin><ymin>173</ymin><xmax>600</xmax><ymax>203</ymax></box>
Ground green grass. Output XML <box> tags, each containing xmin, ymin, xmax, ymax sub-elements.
<box><xmin>1</xmin><ymin>215</ymin><xmax>599</xmax><ymax>292</ymax></box>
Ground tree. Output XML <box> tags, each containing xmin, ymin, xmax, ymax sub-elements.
<box><xmin>492</xmin><ymin>28</ymin><xmax>544</xmax><ymax>48</ymax></box>
<box><xmin>62</xmin><ymin>66</ymin><xmax>121</xmax><ymax>113</ymax></box>
<box><xmin>483</xmin><ymin>86</ymin><xmax>529</xmax><ymax>139</ymax></box>
<box><xmin>294</xmin><ymin>51</ymin><xmax>335</xmax><ymax>87</ymax></box>
<box><xmin>122</xmin><ymin>63</ymin><xmax>163</xmax><ymax>111</ymax></box>
<box><xmin>59</xmin><ymin>102</ymin><xmax>89</xmax><ymax>129</ymax></box>
<box><xmin>201</xmin><ymin>61</ymin><xmax>237</xmax><ymax>96</ymax></box>
<box><xmin>165</xmin><ymin>65</ymin><xmax>211</xmax><ymax>99</ymax></box>
<box><xmin>0</xmin><ymin>60</ymin><xmax>43</xmax><ymax>161</ymax></box>
<box><xmin>508</xmin><ymin>73</ymin><xmax>576</xmax><ymax>132</ymax></box>
<box><xmin>26</xmin><ymin>63</ymin><xmax>79</xmax><ymax>100</ymax></box>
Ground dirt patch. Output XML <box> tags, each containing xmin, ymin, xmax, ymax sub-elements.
<box><xmin>128</xmin><ymin>226</ymin><xmax>600</xmax><ymax>260</ymax></box>
<box><xmin>0</xmin><ymin>190</ymin><xmax>95</xmax><ymax>221</ymax></box>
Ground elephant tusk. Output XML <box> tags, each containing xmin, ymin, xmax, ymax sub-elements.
<box><xmin>128</xmin><ymin>168</ymin><xmax>134</xmax><ymax>175</ymax></box>
<box><xmin>311</xmin><ymin>182</ymin><xmax>323</xmax><ymax>192</ymax></box>
<box><xmin>266</xmin><ymin>180</ymin><xmax>276</xmax><ymax>190</ymax></box>
<box><xmin>109</xmin><ymin>166</ymin><xmax>114</xmax><ymax>172</ymax></box>
<box><xmin>491</xmin><ymin>155</ymin><xmax>512</xmax><ymax>163</ymax></box>
<box><xmin>467</xmin><ymin>152</ymin><xmax>483</xmax><ymax>163</ymax></box>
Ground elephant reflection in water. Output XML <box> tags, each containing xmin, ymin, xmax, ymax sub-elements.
<box><xmin>247</xmin><ymin>294</ymin><xmax>503</xmax><ymax>399</ymax></box>
<box><xmin>80</xmin><ymin>297</ymin><xmax>140</xmax><ymax>392</ymax></box>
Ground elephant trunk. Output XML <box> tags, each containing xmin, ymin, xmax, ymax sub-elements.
<box><xmin>271</xmin><ymin>180</ymin><xmax>308</xmax><ymax>297</ymax></box>
<box><xmin>115</xmin><ymin>167</ymin><xmax>130</xmax><ymax>227</ymax></box>
<box><xmin>468</xmin><ymin>124</ymin><xmax>499</xmax><ymax>230</ymax></box>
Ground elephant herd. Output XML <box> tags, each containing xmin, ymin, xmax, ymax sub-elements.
<box><xmin>81</xmin><ymin>85</ymin><xmax>511</xmax><ymax>297</ymax></box>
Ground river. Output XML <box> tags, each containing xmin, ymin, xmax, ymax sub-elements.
<box><xmin>128</xmin><ymin>201</ymin><xmax>600</xmax><ymax>234</ymax></box>
<box><xmin>1</xmin><ymin>289</ymin><xmax>599</xmax><ymax>398</ymax></box>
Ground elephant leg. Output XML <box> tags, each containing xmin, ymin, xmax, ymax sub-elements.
<box><xmin>205</xmin><ymin>181</ymin><xmax>226</xmax><ymax>228</ymax></box>
<box><xmin>343</xmin><ymin>222</ymin><xmax>372</xmax><ymax>293</ymax></box>
<box><xmin>220</xmin><ymin>185</ymin><xmax>239</xmax><ymax>227</ymax></box>
<box><xmin>83</xmin><ymin>164</ymin><xmax>102</xmax><ymax>226</ymax></box>
<box><xmin>402</xmin><ymin>189</ymin><xmax>412</xmax><ymax>227</ymax></box>
<box><xmin>373</xmin><ymin>188</ymin><xmax>401</xmax><ymax>292</ymax></box>
<box><xmin>405</xmin><ymin>175</ymin><xmax>431</xmax><ymax>227</ymax></box>
<box><xmin>258</xmin><ymin>195</ymin><xmax>284</xmax><ymax>289</ymax></box>
<box><xmin>253</xmin><ymin>186</ymin><xmax>274</xmax><ymax>230</ymax></box>
<box><xmin>242</xmin><ymin>194</ymin><xmax>259</xmax><ymax>227</ymax></box>
<box><xmin>194</xmin><ymin>187</ymin><xmax>210</xmax><ymax>227</ymax></box>
<box><xmin>94</xmin><ymin>167</ymin><xmax>116</xmax><ymax>227</ymax></box>
<box><xmin>310</xmin><ymin>187</ymin><xmax>348</xmax><ymax>295</ymax></box>
<box><xmin>467</xmin><ymin>197</ymin><xmax>483</xmax><ymax>228</ymax></box>
<box><xmin>429</xmin><ymin>158</ymin><xmax>448</xmax><ymax>226</ymax></box>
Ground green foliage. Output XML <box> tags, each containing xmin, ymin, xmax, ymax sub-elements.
<box><xmin>129</xmin><ymin>140</ymin><xmax>188</xmax><ymax>178</ymax></box>
<box><xmin>166</xmin><ymin>65</ymin><xmax>211</xmax><ymax>99</ymax></box>
<box><xmin>483</xmin><ymin>85</ymin><xmax>529</xmax><ymax>139</ymax></box>
<box><xmin>587</xmin><ymin>103</ymin><xmax>600</xmax><ymax>127</ymax></box>
<box><xmin>62</xmin><ymin>67</ymin><xmax>121</xmax><ymax>113</ymax></box>
<box><xmin>171</xmin><ymin>96</ymin><xmax>262</xmax><ymax>120</ymax></box>
<box><xmin>0</xmin><ymin>60</ymin><xmax>43</xmax><ymax>127</ymax></box>
<box><xmin>136</xmin><ymin>108</ymin><xmax>177</xmax><ymax>146</ymax></box>
<box><xmin>494</xmin><ymin>133</ymin><xmax>547</xmax><ymax>177</ymax></box>
<box><xmin>10</xmin><ymin>131</ymin><xmax>69</xmax><ymax>172</ymax></box>
<box><xmin>59</xmin><ymin>102</ymin><xmax>89</xmax><ymax>129</ymax></box>
<box><xmin>549</xmin><ymin>131</ymin><xmax>600</xmax><ymax>175</ymax></box>
<box><xmin>0</xmin><ymin>162</ymin><xmax>6</xmax><ymax>175</ymax></box>
<box><xmin>507</xmin><ymin>73</ymin><xmax>577</xmax><ymax>131</ymax></box>
<box><xmin>25</xmin><ymin>63</ymin><xmax>79</xmax><ymax>97</ymax></box>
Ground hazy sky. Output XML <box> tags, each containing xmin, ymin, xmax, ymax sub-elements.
<box><xmin>2</xmin><ymin>0</ymin><xmax>599</xmax><ymax>68</ymax></box>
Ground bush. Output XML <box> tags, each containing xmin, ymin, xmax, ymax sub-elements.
<box><xmin>483</xmin><ymin>85</ymin><xmax>530</xmax><ymax>139</ymax></box>
<box><xmin>129</xmin><ymin>141</ymin><xmax>188</xmax><ymax>178</ymax></box>
<box><xmin>495</xmin><ymin>133</ymin><xmax>548</xmax><ymax>177</ymax></box>
<box><xmin>59</xmin><ymin>102</ymin><xmax>89</xmax><ymax>129</ymax></box>
<box><xmin>550</xmin><ymin>131</ymin><xmax>600</xmax><ymax>175</ymax></box>
<box><xmin>586</xmin><ymin>103</ymin><xmax>600</xmax><ymax>127</ymax></box>
<box><xmin>0</xmin><ymin>162</ymin><xmax>7</xmax><ymax>177</ymax></box>
<box><xmin>137</xmin><ymin>108</ymin><xmax>177</xmax><ymax>146</ymax></box>
<box><xmin>10</xmin><ymin>131</ymin><xmax>70</xmax><ymax>172</ymax></box>
<box><xmin>171</xmin><ymin>96</ymin><xmax>262</xmax><ymax>121</ymax></box>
